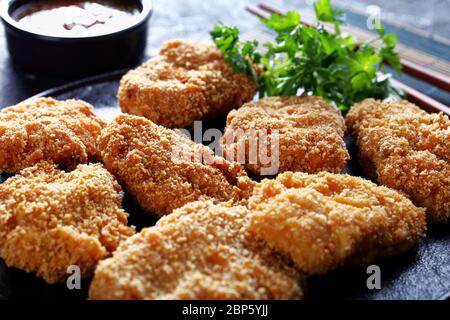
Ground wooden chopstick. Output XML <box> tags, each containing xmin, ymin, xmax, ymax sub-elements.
<box><xmin>245</xmin><ymin>4</ymin><xmax>450</xmax><ymax>115</ymax></box>
<box><xmin>400</xmin><ymin>59</ymin><xmax>450</xmax><ymax>92</ymax></box>
<box><xmin>256</xmin><ymin>3</ymin><xmax>450</xmax><ymax>94</ymax></box>
<box><xmin>257</xmin><ymin>3</ymin><xmax>316</xmax><ymax>25</ymax></box>
<box><xmin>390</xmin><ymin>78</ymin><xmax>450</xmax><ymax>114</ymax></box>
<box><xmin>245</xmin><ymin>5</ymin><xmax>267</xmax><ymax>20</ymax></box>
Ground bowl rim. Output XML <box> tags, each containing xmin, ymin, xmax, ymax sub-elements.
<box><xmin>0</xmin><ymin>0</ymin><xmax>153</xmax><ymax>40</ymax></box>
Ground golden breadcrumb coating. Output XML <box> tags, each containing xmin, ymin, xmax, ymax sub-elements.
<box><xmin>0</xmin><ymin>162</ymin><xmax>135</xmax><ymax>284</ymax></box>
<box><xmin>346</xmin><ymin>99</ymin><xmax>450</xmax><ymax>223</ymax></box>
<box><xmin>89</xmin><ymin>200</ymin><xmax>304</xmax><ymax>300</ymax></box>
<box><xmin>221</xmin><ymin>96</ymin><xmax>349</xmax><ymax>175</ymax></box>
<box><xmin>0</xmin><ymin>97</ymin><xmax>106</xmax><ymax>173</ymax></box>
<box><xmin>248</xmin><ymin>171</ymin><xmax>426</xmax><ymax>275</ymax></box>
<box><xmin>118</xmin><ymin>39</ymin><xmax>257</xmax><ymax>128</ymax></box>
<box><xmin>97</xmin><ymin>114</ymin><xmax>255</xmax><ymax>215</ymax></box>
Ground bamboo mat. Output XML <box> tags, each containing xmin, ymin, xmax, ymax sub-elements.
<box><xmin>243</xmin><ymin>7</ymin><xmax>450</xmax><ymax>79</ymax></box>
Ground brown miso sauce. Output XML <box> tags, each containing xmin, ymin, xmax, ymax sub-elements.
<box><xmin>12</xmin><ymin>0</ymin><xmax>141</xmax><ymax>37</ymax></box>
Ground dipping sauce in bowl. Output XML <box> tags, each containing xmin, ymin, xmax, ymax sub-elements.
<box><xmin>12</xmin><ymin>0</ymin><xmax>141</xmax><ymax>38</ymax></box>
<box><xmin>0</xmin><ymin>0</ymin><xmax>152</xmax><ymax>76</ymax></box>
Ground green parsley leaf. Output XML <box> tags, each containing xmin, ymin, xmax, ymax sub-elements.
<box><xmin>209</xmin><ymin>24</ymin><xmax>260</xmax><ymax>80</ymax></box>
<box><xmin>210</xmin><ymin>0</ymin><xmax>404</xmax><ymax>114</ymax></box>
<box><xmin>314</xmin><ymin>0</ymin><xmax>344</xmax><ymax>24</ymax></box>
<box><xmin>383</xmin><ymin>33</ymin><xmax>398</xmax><ymax>47</ymax></box>
<box><xmin>262</xmin><ymin>11</ymin><xmax>300</xmax><ymax>33</ymax></box>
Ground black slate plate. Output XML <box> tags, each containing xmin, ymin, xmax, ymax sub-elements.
<box><xmin>0</xmin><ymin>70</ymin><xmax>449</xmax><ymax>300</ymax></box>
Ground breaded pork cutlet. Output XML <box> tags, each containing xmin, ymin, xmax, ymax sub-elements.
<box><xmin>346</xmin><ymin>99</ymin><xmax>450</xmax><ymax>223</ymax></box>
<box><xmin>0</xmin><ymin>97</ymin><xmax>105</xmax><ymax>173</ymax></box>
<box><xmin>89</xmin><ymin>200</ymin><xmax>304</xmax><ymax>300</ymax></box>
<box><xmin>118</xmin><ymin>39</ymin><xmax>257</xmax><ymax>128</ymax></box>
<box><xmin>247</xmin><ymin>172</ymin><xmax>426</xmax><ymax>275</ymax></box>
<box><xmin>97</xmin><ymin>114</ymin><xmax>254</xmax><ymax>215</ymax></box>
<box><xmin>221</xmin><ymin>96</ymin><xmax>349</xmax><ymax>175</ymax></box>
<box><xmin>0</xmin><ymin>162</ymin><xmax>135</xmax><ymax>284</ymax></box>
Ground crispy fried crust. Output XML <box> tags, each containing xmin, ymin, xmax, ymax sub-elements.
<box><xmin>89</xmin><ymin>200</ymin><xmax>304</xmax><ymax>300</ymax></box>
<box><xmin>0</xmin><ymin>162</ymin><xmax>135</xmax><ymax>284</ymax></box>
<box><xmin>221</xmin><ymin>96</ymin><xmax>349</xmax><ymax>175</ymax></box>
<box><xmin>247</xmin><ymin>171</ymin><xmax>426</xmax><ymax>275</ymax></box>
<box><xmin>97</xmin><ymin>114</ymin><xmax>255</xmax><ymax>215</ymax></box>
<box><xmin>346</xmin><ymin>99</ymin><xmax>450</xmax><ymax>223</ymax></box>
<box><xmin>0</xmin><ymin>97</ymin><xmax>106</xmax><ymax>173</ymax></box>
<box><xmin>118</xmin><ymin>39</ymin><xmax>257</xmax><ymax>128</ymax></box>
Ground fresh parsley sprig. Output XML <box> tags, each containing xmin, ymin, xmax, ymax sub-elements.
<box><xmin>209</xmin><ymin>24</ymin><xmax>261</xmax><ymax>81</ymax></box>
<box><xmin>210</xmin><ymin>0</ymin><xmax>404</xmax><ymax>113</ymax></box>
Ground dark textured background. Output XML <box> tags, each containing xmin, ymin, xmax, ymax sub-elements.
<box><xmin>0</xmin><ymin>0</ymin><xmax>449</xmax><ymax>300</ymax></box>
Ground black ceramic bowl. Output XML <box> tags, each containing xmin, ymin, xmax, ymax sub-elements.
<box><xmin>0</xmin><ymin>0</ymin><xmax>152</xmax><ymax>77</ymax></box>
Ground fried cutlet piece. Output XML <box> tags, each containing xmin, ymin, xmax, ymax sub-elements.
<box><xmin>97</xmin><ymin>114</ymin><xmax>255</xmax><ymax>215</ymax></box>
<box><xmin>221</xmin><ymin>96</ymin><xmax>349</xmax><ymax>175</ymax></box>
<box><xmin>118</xmin><ymin>39</ymin><xmax>257</xmax><ymax>128</ymax></box>
<box><xmin>346</xmin><ymin>99</ymin><xmax>450</xmax><ymax>223</ymax></box>
<box><xmin>0</xmin><ymin>97</ymin><xmax>106</xmax><ymax>174</ymax></box>
<box><xmin>0</xmin><ymin>162</ymin><xmax>135</xmax><ymax>284</ymax></box>
<box><xmin>89</xmin><ymin>200</ymin><xmax>304</xmax><ymax>300</ymax></box>
<box><xmin>247</xmin><ymin>171</ymin><xmax>426</xmax><ymax>275</ymax></box>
